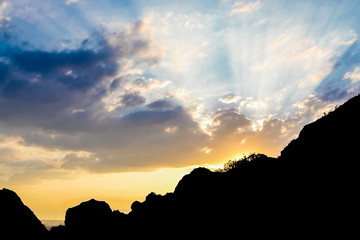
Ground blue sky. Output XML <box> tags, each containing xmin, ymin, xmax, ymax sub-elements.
<box><xmin>1</xmin><ymin>0</ymin><xmax>360</xmax><ymax>217</ymax></box>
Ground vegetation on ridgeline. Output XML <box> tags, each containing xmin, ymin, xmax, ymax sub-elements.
<box><xmin>215</xmin><ymin>153</ymin><xmax>269</xmax><ymax>172</ymax></box>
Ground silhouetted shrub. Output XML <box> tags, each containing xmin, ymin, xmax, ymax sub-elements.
<box><xmin>216</xmin><ymin>153</ymin><xmax>269</xmax><ymax>172</ymax></box>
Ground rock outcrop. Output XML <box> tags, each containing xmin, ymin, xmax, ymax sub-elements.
<box><xmin>50</xmin><ymin>198</ymin><xmax>128</xmax><ymax>238</ymax></box>
<box><xmin>0</xmin><ymin>188</ymin><xmax>48</xmax><ymax>238</ymax></box>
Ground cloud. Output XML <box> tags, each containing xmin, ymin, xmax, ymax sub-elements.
<box><xmin>343</xmin><ymin>67</ymin><xmax>360</xmax><ymax>83</ymax></box>
<box><xmin>293</xmin><ymin>94</ymin><xmax>338</xmax><ymax>121</ymax></box>
<box><xmin>315</xmin><ymin>40</ymin><xmax>360</xmax><ymax>101</ymax></box>
<box><xmin>297</xmin><ymin>73</ymin><xmax>324</xmax><ymax>89</ymax></box>
<box><xmin>219</xmin><ymin>95</ymin><xmax>242</xmax><ymax>104</ymax></box>
<box><xmin>65</xmin><ymin>0</ymin><xmax>79</xmax><ymax>5</ymax></box>
<box><xmin>61</xmin><ymin>151</ymin><xmax>98</xmax><ymax>170</ymax></box>
<box><xmin>56</xmin><ymin>107</ymin><xmax>210</xmax><ymax>172</ymax></box>
<box><xmin>107</xmin><ymin>19</ymin><xmax>163</xmax><ymax>67</ymax></box>
<box><xmin>146</xmin><ymin>99</ymin><xmax>175</xmax><ymax>111</ymax></box>
<box><xmin>0</xmin><ymin>110</ymin><xmax>209</xmax><ymax>178</ymax></box>
<box><xmin>196</xmin><ymin>93</ymin><xmax>345</xmax><ymax>160</ymax></box>
<box><xmin>124</xmin><ymin>77</ymin><xmax>171</xmax><ymax>94</ymax></box>
<box><xmin>119</xmin><ymin>92</ymin><xmax>146</xmax><ymax>107</ymax></box>
<box><xmin>0</xmin><ymin>1</ymin><xmax>10</xmax><ymax>24</ymax></box>
<box><xmin>4</xmin><ymin>162</ymin><xmax>69</xmax><ymax>185</ymax></box>
<box><xmin>0</xmin><ymin>133</ymin><xmax>70</xmax><ymax>185</ymax></box>
<box><xmin>54</xmin><ymin>103</ymin><xmax>301</xmax><ymax>172</ymax></box>
<box><xmin>212</xmin><ymin>108</ymin><xmax>251</xmax><ymax>137</ymax></box>
<box><xmin>230</xmin><ymin>1</ymin><xmax>262</xmax><ymax>15</ymax></box>
<box><xmin>0</xmin><ymin>39</ymin><xmax>116</xmax><ymax>131</ymax></box>
<box><xmin>0</xmin><ymin>90</ymin><xmax>344</xmax><ymax>178</ymax></box>
<box><xmin>341</xmin><ymin>30</ymin><xmax>359</xmax><ymax>46</ymax></box>
<box><xmin>185</xmin><ymin>106</ymin><xmax>303</xmax><ymax>160</ymax></box>
<box><xmin>0</xmin><ymin>104</ymin><xmax>208</xmax><ymax>174</ymax></box>
<box><xmin>10</xmin><ymin>47</ymin><xmax>116</xmax><ymax>89</ymax></box>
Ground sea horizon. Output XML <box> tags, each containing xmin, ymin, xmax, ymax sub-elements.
<box><xmin>41</xmin><ymin>220</ymin><xmax>65</xmax><ymax>230</ymax></box>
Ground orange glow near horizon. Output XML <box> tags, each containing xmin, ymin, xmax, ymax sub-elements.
<box><xmin>9</xmin><ymin>166</ymin><xmax>193</xmax><ymax>220</ymax></box>
<box><xmin>5</xmin><ymin>143</ymin><xmax>278</xmax><ymax>221</ymax></box>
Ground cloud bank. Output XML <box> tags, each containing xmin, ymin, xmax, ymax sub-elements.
<box><xmin>0</xmin><ymin>0</ymin><xmax>359</xmax><ymax>187</ymax></box>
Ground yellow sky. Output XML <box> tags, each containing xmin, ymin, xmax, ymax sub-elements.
<box><xmin>10</xmin><ymin>167</ymin><xmax>192</xmax><ymax>220</ymax></box>
<box><xmin>5</xmin><ymin>144</ymin><xmax>276</xmax><ymax>220</ymax></box>
<box><xmin>0</xmin><ymin>116</ymin><xmax>295</xmax><ymax>221</ymax></box>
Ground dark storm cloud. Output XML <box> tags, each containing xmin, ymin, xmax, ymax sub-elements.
<box><xmin>17</xmin><ymin>106</ymin><xmax>201</xmax><ymax>151</ymax></box>
<box><xmin>0</xmin><ymin>62</ymin><xmax>8</xmax><ymax>82</ymax></box>
<box><xmin>316</xmin><ymin>40</ymin><xmax>360</xmax><ymax>101</ymax></box>
<box><xmin>3</xmin><ymin>40</ymin><xmax>117</xmax><ymax>90</ymax></box>
<box><xmin>0</xmin><ymin>33</ymin><xmax>119</xmax><ymax>130</ymax></box>
<box><xmin>146</xmin><ymin>99</ymin><xmax>175</xmax><ymax>111</ymax></box>
<box><xmin>120</xmin><ymin>92</ymin><xmax>146</xmax><ymax>107</ymax></box>
<box><xmin>10</xmin><ymin>47</ymin><xmax>100</xmax><ymax>73</ymax></box>
<box><xmin>0</xmin><ymin>21</ymin><xmax>162</xmax><ymax>131</ymax></box>
<box><xmin>121</xmin><ymin>106</ymin><xmax>189</xmax><ymax>126</ymax></box>
<box><xmin>110</xmin><ymin>78</ymin><xmax>122</xmax><ymax>90</ymax></box>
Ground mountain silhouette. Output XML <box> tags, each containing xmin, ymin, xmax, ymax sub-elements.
<box><xmin>277</xmin><ymin>94</ymin><xmax>359</xmax><ymax>237</ymax></box>
<box><xmin>1</xmin><ymin>94</ymin><xmax>359</xmax><ymax>238</ymax></box>
<box><xmin>126</xmin><ymin>95</ymin><xmax>360</xmax><ymax>237</ymax></box>
<box><xmin>0</xmin><ymin>188</ymin><xmax>48</xmax><ymax>238</ymax></box>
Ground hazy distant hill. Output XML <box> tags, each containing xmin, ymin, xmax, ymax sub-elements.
<box><xmin>1</xmin><ymin>94</ymin><xmax>359</xmax><ymax>238</ymax></box>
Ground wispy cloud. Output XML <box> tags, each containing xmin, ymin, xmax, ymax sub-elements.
<box><xmin>0</xmin><ymin>1</ymin><xmax>10</xmax><ymax>24</ymax></box>
<box><xmin>65</xmin><ymin>0</ymin><xmax>79</xmax><ymax>5</ymax></box>
<box><xmin>230</xmin><ymin>1</ymin><xmax>263</xmax><ymax>15</ymax></box>
<box><xmin>219</xmin><ymin>95</ymin><xmax>242</xmax><ymax>104</ymax></box>
<box><xmin>316</xmin><ymin>40</ymin><xmax>360</xmax><ymax>100</ymax></box>
<box><xmin>344</xmin><ymin>67</ymin><xmax>360</xmax><ymax>83</ymax></box>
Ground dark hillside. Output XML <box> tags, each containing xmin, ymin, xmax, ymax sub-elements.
<box><xmin>0</xmin><ymin>188</ymin><xmax>48</xmax><ymax>238</ymax></box>
<box><xmin>278</xmin><ymin>94</ymin><xmax>360</xmax><ymax>234</ymax></box>
<box><xmin>126</xmin><ymin>94</ymin><xmax>360</xmax><ymax>237</ymax></box>
<box><xmin>281</xmin><ymin>94</ymin><xmax>360</xmax><ymax>163</ymax></box>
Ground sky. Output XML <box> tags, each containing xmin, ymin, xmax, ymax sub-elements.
<box><xmin>1</xmin><ymin>0</ymin><xmax>360</xmax><ymax>220</ymax></box>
